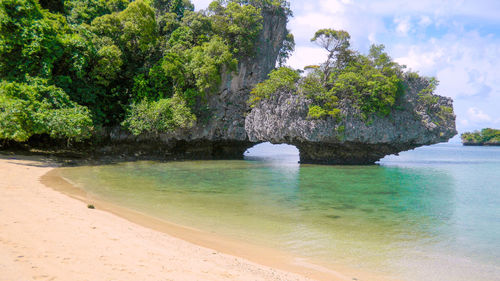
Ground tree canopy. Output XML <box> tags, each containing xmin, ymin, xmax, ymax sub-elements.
<box><xmin>0</xmin><ymin>0</ymin><xmax>293</xmax><ymax>143</ymax></box>
<box><xmin>461</xmin><ymin>128</ymin><xmax>500</xmax><ymax>145</ymax></box>
<box><xmin>250</xmin><ymin>28</ymin><xmax>443</xmax><ymax>122</ymax></box>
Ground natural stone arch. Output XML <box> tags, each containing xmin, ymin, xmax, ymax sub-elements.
<box><xmin>244</xmin><ymin>77</ymin><xmax>456</xmax><ymax>165</ymax></box>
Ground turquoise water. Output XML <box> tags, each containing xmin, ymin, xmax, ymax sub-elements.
<box><xmin>60</xmin><ymin>143</ymin><xmax>500</xmax><ymax>280</ymax></box>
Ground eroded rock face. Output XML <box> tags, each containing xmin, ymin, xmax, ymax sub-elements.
<box><xmin>65</xmin><ymin>8</ymin><xmax>457</xmax><ymax>164</ymax></box>
<box><xmin>91</xmin><ymin>8</ymin><xmax>289</xmax><ymax>160</ymax></box>
<box><xmin>245</xmin><ymin>76</ymin><xmax>457</xmax><ymax>164</ymax></box>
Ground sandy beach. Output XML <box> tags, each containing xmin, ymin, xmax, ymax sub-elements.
<box><xmin>0</xmin><ymin>154</ymin><xmax>374</xmax><ymax>281</ymax></box>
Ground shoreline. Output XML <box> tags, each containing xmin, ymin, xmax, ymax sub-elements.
<box><xmin>0</xmin><ymin>154</ymin><xmax>390</xmax><ymax>281</ymax></box>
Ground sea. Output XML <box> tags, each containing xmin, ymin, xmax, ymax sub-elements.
<box><xmin>58</xmin><ymin>142</ymin><xmax>500</xmax><ymax>281</ymax></box>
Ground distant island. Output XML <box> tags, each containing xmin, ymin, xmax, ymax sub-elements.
<box><xmin>461</xmin><ymin>128</ymin><xmax>500</xmax><ymax>146</ymax></box>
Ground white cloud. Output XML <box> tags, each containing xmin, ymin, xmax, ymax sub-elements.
<box><xmin>395</xmin><ymin>44</ymin><xmax>445</xmax><ymax>73</ymax></box>
<box><xmin>392</xmin><ymin>31</ymin><xmax>500</xmax><ymax>101</ymax></box>
<box><xmin>418</xmin><ymin>16</ymin><xmax>432</xmax><ymax>27</ymax></box>
<box><xmin>191</xmin><ymin>0</ymin><xmax>211</xmax><ymax>10</ymax></box>
<box><xmin>459</xmin><ymin>118</ymin><xmax>469</xmax><ymax>127</ymax></box>
<box><xmin>286</xmin><ymin>47</ymin><xmax>328</xmax><ymax>70</ymax></box>
<box><xmin>467</xmin><ymin>107</ymin><xmax>492</xmax><ymax>122</ymax></box>
<box><xmin>394</xmin><ymin>17</ymin><xmax>412</xmax><ymax>36</ymax></box>
<box><xmin>318</xmin><ymin>0</ymin><xmax>347</xmax><ymax>13</ymax></box>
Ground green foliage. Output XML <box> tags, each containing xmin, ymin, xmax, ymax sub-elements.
<box><xmin>311</xmin><ymin>28</ymin><xmax>351</xmax><ymax>78</ymax></box>
<box><xmin>249</xmin><ymin>67</ymin><xmax>300</xmax><ymax>106</ymax></box>
<box><xmin>117</xmin><ymin>0</ymin><xmax>158</xmax><ymax>53</ymax></box>
<box><xmin>188</xmin><ymin>36</ymin><xmax>237</xmax><ymax>93</ymax></box>
<box><xmin>0</xmin><ymin>0</ymin><xmax>65</xmax><ymax>79</ymax></box>
<box><xmin>299</xmin><ymin>70</ymin><xmax>327</xmax><ymax>98</ymax></box>
<box><xmin>308</xmin><ymin>33</ymin><xmax>404</xmax><ymax>119</ymax></box>
<box><xmin>307</xmin><ymin>100</ymin><xmax>340</xmax><ymax>120</ymax></box>
<box><xmin>92</xmin><ymin>44</ymin><xmax>123</xmax><ymax>86</ymax></box>
<box><xmin>0</xmin><ymin>79</ymin><xmax>92</xmax><ymax>142</ymax></box>
<box><xmin>277</xmin><ymin>31</ymin><xmax>295</xmax><ymax>67</ymax></box>
<box><xmin>330</xmin><ymin>57</ymin><xmax>402</xmax><ymax>117</ymax></box>
<box><xmin>299</xmin><ymin>70</ymin><xmax>341</xmax><ymax>120</ymax></box>
<box><xmin>131</xmin><ymin>62</ymin><xmax>173</xmax><ymax>102</ymax></box>
<box><xmin>418</xmin><ymin>77</ymin><xmax>440</xmax><ymax>106</ymax></box>
<box><xmin>64</xmin><ymin>0</ymin><xmax>129</xmax><ymax>24</ymax></box>
<box><xmin>212</xmin><ymin>0</ymin><xmax>292</xmax><ymax>16</ymax></box>
<box><xmin>311</xmin><ymin>29</ymin><xmax>350</xmax><ymax>54</ymax></box>
<box><xmin>0</xmin><ymin>0</ymin><xmax>294</xmax><ymax>141</ymax></box>
<box><xmin>208</xmin><ymin>0</ymin><xmax>263</xmax><ymax>56</ymax></box>
<box><xmin>152</xmin><ymin>0</ymin><xmax>193</xmax><ymax>18</ymax></box>
<box><xmin>368</xmin><ymin>44</ymin><xmax>403</xmax><ymax>77</ymax></box>
<box><xmin>253</xmin><ymin>29</ymin><xmax>420</xmax><ymax>123</ymax></box>
<box><xmin>461</xmin><ymin>128</ymin><xmax>500</xmax><ymax>144</ymax></box>
<box><xmin>437</xmin><ymin>105</ymin><xmax>453</xmax><ymax>124</ymax></box>
<box><xmin>307</xmin><ymin>105</ymin><xmax>327</xmax><ymax>119</ymax></box>
<box><xmin>90</xmin><ymin>0</ymin><xmax>158</xmax><ymax>55</ymax></box>
<box><xmin>122</xmin><ymin>95</ymin><xmax>196</xmax><ymax>135</ymax></box>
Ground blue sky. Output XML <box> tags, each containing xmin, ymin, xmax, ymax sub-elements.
<box><xmin>192</xmin><ymin>0</ymin><xmax>500</xmax><ymax>134</ymax></box>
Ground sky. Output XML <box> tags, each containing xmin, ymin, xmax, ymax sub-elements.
<box><xmin>191</xmin><ymin>0</ymin><xmax>500</xmax><ymax>135</ymax></box>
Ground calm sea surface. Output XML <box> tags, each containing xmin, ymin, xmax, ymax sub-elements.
<box><xmin>59</xmin><ymin>143</ymin><xmax>500</xmax><ymax>280</ymax></box>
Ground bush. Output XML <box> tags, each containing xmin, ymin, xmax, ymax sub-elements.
<box><xmin>249</xmin><ymin>67</ymin><xmax>300</xmax><ymax>106</ymax></box>
<box><xmin>122</xmin><ymin>95</ymin><xmax>196</xmax><ymax>135</ymax></box>
<box><xmin>418</xmin><ymin>77</ymin><xmax>440</xmax><ymax>106</ymax></box>
<box><xmin>0</xmin><ymin>79</ymin><xmax>93</xmax><ymax>142</ymax></box>
<box><xmin>329</xmin><ymin>56</ymin><xmax>402</xmax><ymax>117</ymax></box>
<box><xmin>307</xmin><ymin>105</ymin><xmax>327</xmax><ymax>119</ymax></box>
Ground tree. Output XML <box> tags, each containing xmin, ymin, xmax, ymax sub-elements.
<box><xmin>39</xmin><ymin>0</ymin><xmax>64</xmax><ymax>13</ymax></box>
<box><xmin>0</xmin><ymin>0</ymin><xmax>65</xmax><ymax>79</ymax></box>
<box><xmin>277</xmin><ymin>31</ymin><xmax>294</xmax><ymax>67</ymax></box>
<box><xmin>64</xmin><ymin>0</ymin><xmax>129</xmax><ymax>24</ymax></box>
<box><xmin>0</xmin><ymin>78</ymin><xmax>92</xmax><ymax>142</ymax></box>
<box><xmin>208</xmin><ymin>0</ymin><xmax>263</xmax><ymax>57</ymax></box>
<box><xmin>152</xmin><ymin>0</ymin><xmax>193</xmax><ymax>18</ymax></box>
<box><xmin>311</xmin><ymin>29</ymin><xmax>351</xmax><ymax>83</ymax></box>
<box><xmin>122</xmin><ymin>94</ymin><xmax>196</xmax><ymax>136</ymax></box>
<box><xmin>249</xmin><ymin>67</ymin><xmax>299</xmax><ymax>106</ymax></box>
<box><xmin>212</xmin><ymin>0</ymin><xmax>292</xmax><ymax>16</ymax></box>
<box><xmin>187</xmin><ymin>36</ymin><xmax>237</xmax><ymax>94</ymax></box>
<box><xmin>368</xmin><ymin>44</ymin><xmax>403</xmax><ymax>77</ymax></box>
<box><xmin>461</xmin><ymin>129</ymin><xmax>500</xmax><ymax>144</ymax></box>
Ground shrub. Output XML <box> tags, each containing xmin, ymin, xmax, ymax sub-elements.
<box><xmin>122</xmin><ymin>94</ymin><xmax>196</xmax><ymax>135</ymax></box>
<box><xmin>0</xmin><ymin>79</ymin><xmax>93</xmax><ymax>142</ymax></box>
<box><xmin>249</xmin><ymin>67</ymin><xmax>300</xmax><ymax>106</ymax></box>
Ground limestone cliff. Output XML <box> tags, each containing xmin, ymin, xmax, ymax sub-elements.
<box><xmin>93</xmin><ymin>7</ymin><xmax>289</xmax><ymax>159</ymax></box>
<box><xmin>245</xmin><ymin>75</ymin><xmax>457</xmax><ymax>164</ymax></box>
<box><xmin>61</xmin><ymin>7</ymin><xmax>456</xmax><ymax>164</ymax></box>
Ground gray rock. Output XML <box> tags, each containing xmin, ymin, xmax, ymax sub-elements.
<box><xmin>90</xmin><ymin>7</ymin><xmax>289</xmax><ymax>160</ymax></box>
<box><xmin>88</xmin><ymin>8</ymin><xmax>457</xmax><ymax>164</ymax></box>
<box><xmin>245</xmin><ymin>75</ymin><xmax>457</xmax><ymax>164</ymax></box>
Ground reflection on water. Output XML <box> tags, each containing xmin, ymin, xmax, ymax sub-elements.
<box><xmin>60</xmin><ymin>143</ymin><xmax>500</xmax><ymax>281</ymax></box>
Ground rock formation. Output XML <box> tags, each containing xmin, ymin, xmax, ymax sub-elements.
<box><xmin>85</xmin><ymin>8</ymin><xmax>456</xmax><ymax>164</ymax></box>
<box><xmin>245</xmin><ymin>76</ymin><xmax>457</xmax><ymax>164</ymax></box>
<box><xmin>92</xmin><ymin>7</ymin><xmax>289</xmax><ymax>160</ymax></box>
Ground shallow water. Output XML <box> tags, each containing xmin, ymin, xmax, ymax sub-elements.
<box><xmin>60</xmin><ymin>143</ymin><xmax>500</xmax><ymax>280</ymax></box>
